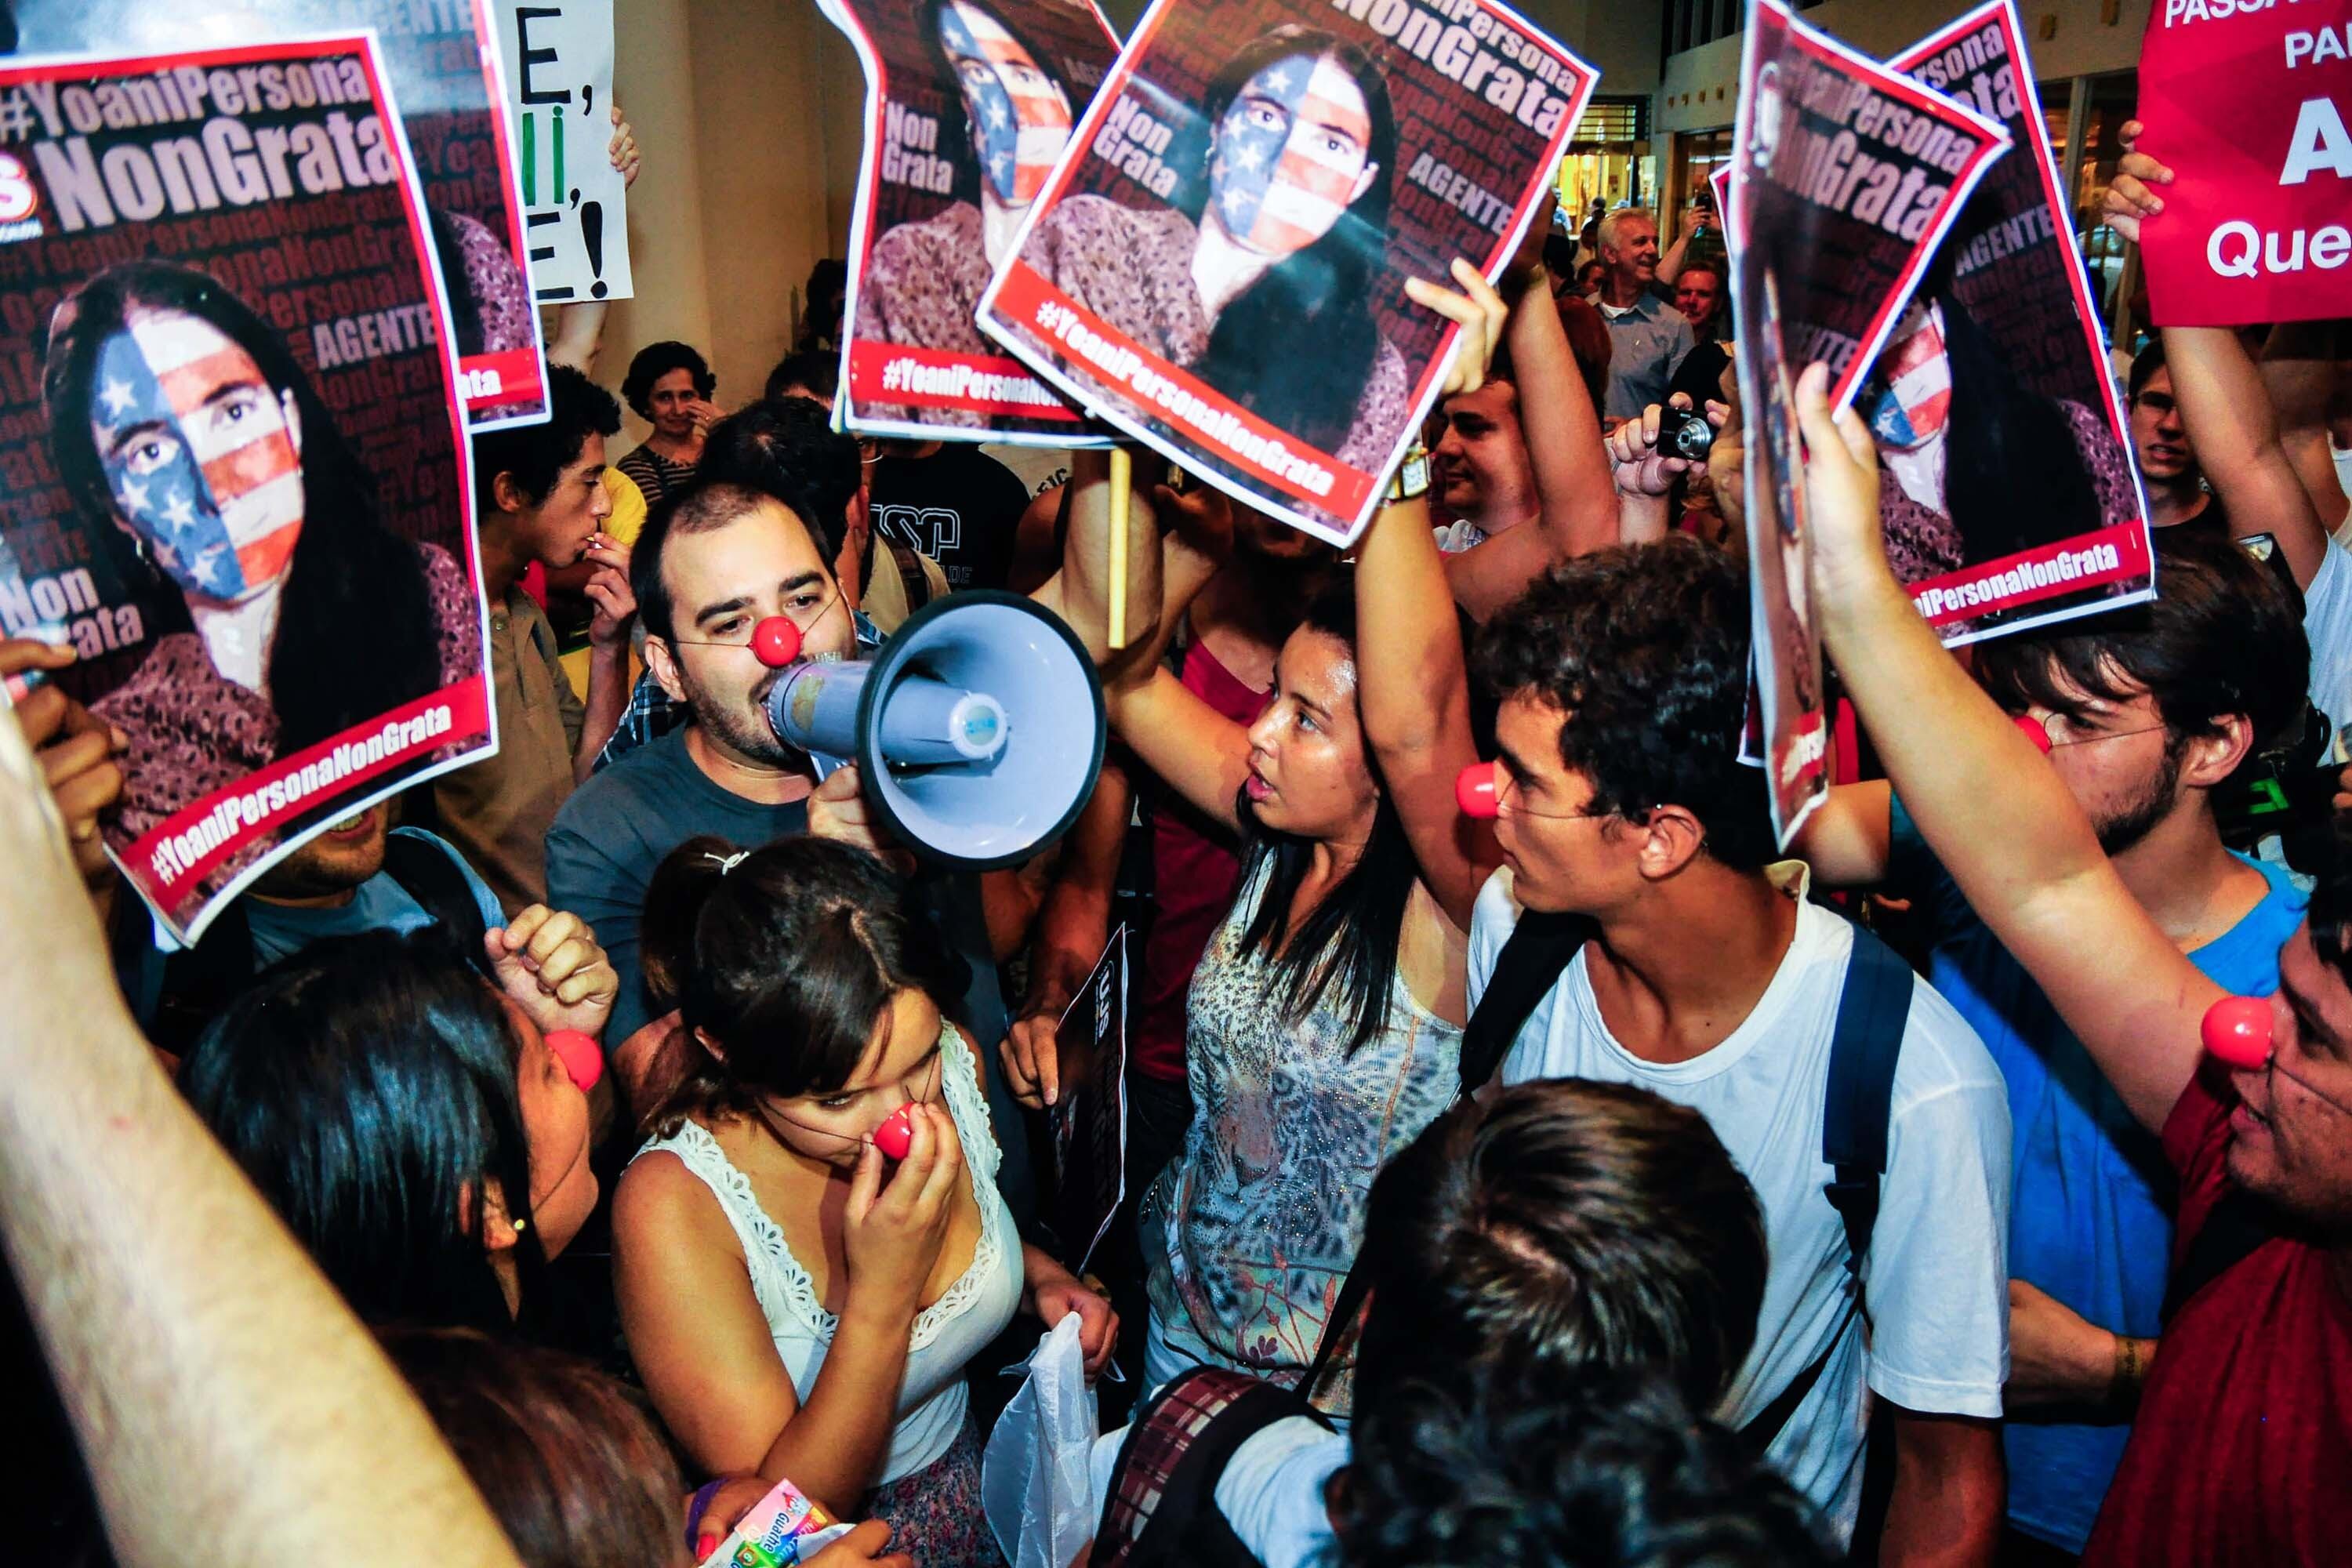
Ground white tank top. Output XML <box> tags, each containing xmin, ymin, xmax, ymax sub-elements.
<box><xmin>633</xmin><ymin>1023</ymin><xmax>1022</xmax><ymax>1483</ymax></box>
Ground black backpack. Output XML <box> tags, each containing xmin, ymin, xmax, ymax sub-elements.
<box><xmin>1087</xmin><ymin>1365</ymin><xmax>1333</xmax><ymax>1568</ymax></box>
<box><xmin>119</xmin><ymin>828</ymin><xmax>495</xmax><ymax>1054</ymax></box>
<box><xmin>1305</xmin><ymin>904</ymin><xmax>1915</xmax><ymax>1455</ymax></box>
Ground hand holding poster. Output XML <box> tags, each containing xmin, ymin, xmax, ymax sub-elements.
<box><xmin>0</xmin><ymin>38</ymin><xmax>492</xmax><ymax>944</ymax></box>
<box><xmin>1729</xmin><ymin>0</ymin><xmax>2008</xmax><ymax>844</ymax></box>
<box><xmin>978</xmin><ymin>0</ymin><xmax>1596</xmax><ymax>545</ymax></box>
<box><xmin>1884</xmin><ymin>0</ymin><xmax>2155</xmax><ymax>644</ymax></box>
<box><xmin>2136</xmin><ymin>0</ymin><xmax>2352</xmax><ymax>326</ymax></box>
<box><xmin>7</xmin><ymin>0</ymin><xmax>553</xmax><ymax>428</ymax></box>
<box><xmin>826</xmin><ymin>0</ymin><xmax>1120</xmax><ymax>442</ymax></box>
<box><xmin>490</xmin><ymin>0</ymin><xmax>631</xmax><ymax>303</ymax></box>
<box><xmin>1049</xmin><ymin>925</ymin><xmax>1127</xmax><ymax>1276</ymax></box>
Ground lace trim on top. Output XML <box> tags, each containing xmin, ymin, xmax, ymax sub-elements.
<box><xmin>633</xmin><ymin>1022</ymin><xmax>1006</xmax><ymax>1352</ymax></box>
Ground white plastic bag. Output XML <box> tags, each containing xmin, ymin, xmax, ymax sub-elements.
<box><xmin>982</xmin><ymin>1312</ymin><xmax>1099</xmax><ymax>1568</ymax></box>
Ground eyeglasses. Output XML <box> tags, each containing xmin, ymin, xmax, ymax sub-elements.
<box><xmin>2028</xmin><ymin>713</ymin><xmax>2169</xmax><ymax>749</ymax></box>
<box><xmin>666</xmin><ymin>590</ymin><xmax>848</xmax><ymax>655</ymax></box>
<box><xmin>1494</xmin><ymin>769</ymin><xmax>1624</xmax><ymax>823</ymax></box>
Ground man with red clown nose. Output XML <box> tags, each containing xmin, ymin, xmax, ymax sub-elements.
<box><xmin>1790</xmin><ymin>347</ymin><xmax>2352</xmax><ymax>1568</ymax></box>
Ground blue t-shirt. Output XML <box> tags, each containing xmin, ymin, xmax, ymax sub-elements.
<box><xmin>1888</xmin><ymin>796</ymin><xmax>2307</xmax><ymax>1553</ymax></box>
<box><xmin>245</xmin><ymin>827</ymin><xmax>505</xmax><ymax>967</ymax></box>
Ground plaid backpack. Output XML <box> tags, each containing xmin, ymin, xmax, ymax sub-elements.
<box><xmin>1087</xmin><ymin>1366</ymin><xmax>1332</xmax><ymax>1568</ymax></box>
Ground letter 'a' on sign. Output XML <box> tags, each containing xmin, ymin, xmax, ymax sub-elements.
<box><xmin>2136</xmin><ymin>0</ymin><xmax>2352</xmax><ymax>325</ymax></box>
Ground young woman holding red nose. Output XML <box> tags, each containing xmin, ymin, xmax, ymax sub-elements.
<box><xmin>612</xmin><ymin>833</ymin><xmax>1114</xmax><ymax>1568</ymax></box>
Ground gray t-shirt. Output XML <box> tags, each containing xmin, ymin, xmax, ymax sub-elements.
<box><xmin>546</xmin><ymin>727</ymin><xmax>811</xmax><ymax>1045</ymax></box>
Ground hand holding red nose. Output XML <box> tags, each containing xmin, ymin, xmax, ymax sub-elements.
<box><xmin>873</xmin><ymin>1102</ymin><xmax>917</xmax><ymax>1161</ymax></box>
<box><xmin>544</xmin><ymin>1029</ymin><xmax>604</xmax><ymax>1093</ymax></box>
<box><xmin>750</xmin><ymin>615</ymin><xmax>803</xmax><ymax>669</ymax></box>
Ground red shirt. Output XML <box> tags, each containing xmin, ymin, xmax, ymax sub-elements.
<box><xmin>1131</xmin><ymin>639</ymin><xmax>1265</xmax><ymax>1083</ymax></box>
<box><xmin>2082</xmin><ymin>1062</ymin><xmax>2352</xmax><ymax>1566</ymax></box>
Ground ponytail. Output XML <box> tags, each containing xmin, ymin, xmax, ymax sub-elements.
<box><xmin>639</xmin><ymin>836</ymin><xmax>959</xmax><ymax>1137</ymax></box>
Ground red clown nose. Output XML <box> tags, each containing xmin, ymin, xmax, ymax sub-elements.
<box><xmin>750</xmin><ymin>615</ymin><xmax>804</xmax><ymax>668</ymax></box>
<box><xmin>873</xmin><ymin>1103</ymin><xmax>917</xmax><ymax>1162</ymax></box>
<box><xmin>2201</xmin><ymin>995</ymin><xmax>2273</xmax><ymax>1069</ymax></box>
<box><xmin>2015</xmin><ymin>714</ymin><xmax>2053</xmax><ymax>755</ymax></box>
<box><xmin>1457</xmin><ymin>762</ymin><xmax>1500</xmax><ymax>819</ymax></box>
<box><xmin>544</xmin><ymin>1029</ymin><xmax>604</xmax><ymax>1093</ymax></box>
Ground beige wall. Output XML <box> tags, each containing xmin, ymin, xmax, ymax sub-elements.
<box><xmin>587</xmin><ymin>0</ymin><xmax>865</xmax><ymax>446</ymax></box>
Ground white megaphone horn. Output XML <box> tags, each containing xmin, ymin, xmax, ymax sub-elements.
<box><xmin>762</xmin><ymin>590</ymin><xmax>1107</xmax><ymax>869</ymax></box>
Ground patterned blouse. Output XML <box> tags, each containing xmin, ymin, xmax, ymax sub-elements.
<box><xmin>1147</xmin><ymin>860</ymin><xmax>1461</xmax><ymax>1417</ymax></box>
<box><xmin>1878</xmin><ymin>397</ymin><xmax>2140</xmax><ymax>586</ymax></box>
<box><xmin>854</xmin><ymin>202</ymin><xmax>998</xmax><ymax>432</ymax></box>
<box><xmin>1018</xmin><ymin>194</ymin><xmax>1412</xmax><ymax>481</ymax></box>
<box><xmin>93</xmin><ymin>541</ymin><xmax>481</xmax><ymax>916</ymax></box>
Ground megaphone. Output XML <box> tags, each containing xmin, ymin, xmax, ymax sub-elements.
<box><xmin>762</xmin><ymin>590</ymin><xmax>1106</xmax><ymax>869</ymax></box>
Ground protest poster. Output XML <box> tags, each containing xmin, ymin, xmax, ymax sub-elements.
<box><xmin>9</xmin><ymin>1</ymin><xmax>553</xmax><ymax>429</ymax></box>
<box><xmin>1882</xmin><ymin>0</ymin><xmax>2155</xmax><ymax>646</ymax></box>
<box><xmin>488</xmin><ymin>0</ymin><xmax>630</xmax><ymax>303</ymax></box>
<box><xmin>826</xmin><ymin>0</ymin><xmax>1120</xmax><ymax>444</ymax></box>
<box><xmin>1049</xmin><ymin>924</ymin><xmax>1127</xmax><ymax>1276</ymax></box>
<box><xmin>1729</xmin><ymin>0</ymin><xmax>2009</xmax><ymax>844</ymax></box>
<box><xmin>2136</xmin><ymin>0</ymin><xmax>2352</xmax><ymax>328</ymax></box>
<box><xmin>0</xmin><ymin>36</ymin><xmax>493</xmax><ymax>944</ymax></box>
<box><xmin>978</xmin><ymin>0</ymin><xmax>1597</xmax><ymax>546</ymax></box>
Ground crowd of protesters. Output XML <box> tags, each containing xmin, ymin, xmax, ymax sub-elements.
<box><xmin>6</xmin><ymin>85</ymin><xmax>2352</xmax><ymax>1568</ymax></box>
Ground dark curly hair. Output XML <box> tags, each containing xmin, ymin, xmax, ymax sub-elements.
<box><xmin>1351</xmin><ymin>1080</ymin><xmax>1769</xmax><ymax>1415</ymax></box>
<box><xmin>1475</xmin><ymin>537</ymin><xmax>1774</xmax><ymax>870</ymax></box>
<box><xmin>470</xmin><ymin>363</ymin><xmax>621</xmax><ymax>515</ymax></box>
<box><xmin>620</xmin><ymin>340</ymin><xmax>715</xmax><ymax>418</ymax></box>
<box><xmin>1339</xmin><ymin>1361</ymin><xmax>1834</xmax><ymax>1568</ymax></box>
<box><xmin>1974</xmin><ymin>524</ymin><xmax>2309</xmax><ymax>758</ymax></box>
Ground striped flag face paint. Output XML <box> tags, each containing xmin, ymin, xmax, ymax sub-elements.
<box><xmin>939</xmin><ymin>0</ymin><xmax>1071</xmax><ymax>207</ymax></box>
<box><xmin>1867</xmin><ymin>303</ymin><xmax>1952</xmax><ymax>450</ymax></box>
<box><xmin>1208</xmin><ymin>51</ymin><xmax>1375</xmax><ymax>257</ymax></box>
<box><xmin>92</xmin><ymin>310</ymin><xmax>304</xmax><ymax>603</ymax></box>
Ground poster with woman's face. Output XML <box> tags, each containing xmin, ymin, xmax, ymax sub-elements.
<box><xmin>1882</xmin><ymin>0</ymin><xmax>2157</xmax><ymax>647</ymax></box>
<box><xmin>977</xmin><ymin>0</ymin><xmax>1595</xmax><ymax>546</ymax></box>
<box><xmin>0</xmin><ymin>36</ymin><xmax>492</xmax><ymax>945</ymax></box>
<box><xmin>826</xmin><ymin>0</ymin><xmax>1120</xmax><ymax>445</ymax></box>
<box><xmin>9</xmin><ymin>0</ymin><xmax>553</xmax><ymax>430</ymax></box>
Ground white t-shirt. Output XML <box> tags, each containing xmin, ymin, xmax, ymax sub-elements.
<box><xmin>1472</xmin><ymin>871</ymin><xmax>2011</xmax><ymax>1544</ymax></box>
<box><xmin>1085</xmin><ymin>1415</ymin><xmax>1345</xmax><ymax>1568</ymax></box>
<box><xmin>2301</xmin><ymin>539</ymin><xmax>2352</xmax><ymax>735</ymax></box>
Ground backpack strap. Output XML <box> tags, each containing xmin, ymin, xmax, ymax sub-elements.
<box><xmin>143</xmin><ymin>901</ymin><xmax>260</xmax><ymax>1054</ymax></box>
<box><xmin>379</xmin><ymin>829</ymin><xmax>495</xmax><ymax>964</ymax></box>
<box><xmin>884</xmin><ymin>541</ymin><xmax>933</xmax><ymax>614</ymax></box>
<box><xmin>1090</xmin><ymin>1367</ymin><xmax>1327</xmax><ymax>1568</ymax></box>
<box><xmin>1456</xmin><ymin>909</ymin><xmax>1594</xmax><ymax>1098</ymax></box>
<box><xmin>1822</xmin><ymin>927</ymin><xmax>1912</xmax><ymax>1295</ymax></box>
<box><xmin>1301</xmin><ymin>908</ymin><xmax>1592</xmax><ymax>1403</ymax></box>
<box><xmin>1738</xmin><ymin>921</ymin><xmax>1912</xmax><ymax>1457</ymax></box>
<box><xmin>2159</xmin><ymin>1186</ymin><xmax>2278</xmax><ymax>1327</ymax></box>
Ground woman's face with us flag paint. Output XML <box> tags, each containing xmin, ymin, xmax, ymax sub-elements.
<box><xmin>1207</xmin><ymin>48</ymin><xmax>1381</xmax><ymax>259</ymax></box>
<box><xmin>88</xmin><ymin>306</ymin><xmax>306</xmax><ymax>607</ymax></box>
<box><xmin>938</xmin><ymin>0</ymin><xmax>1073</xmax><ymax>209</ymax></box>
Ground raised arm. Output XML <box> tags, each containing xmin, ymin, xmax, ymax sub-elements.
<box><xmin>543</xmin><ymin>106</ymin><xmax>640</xmax><ymax>375</ymax></box>
<box><xmin>2259</xmin><ymin>321</ymin><xmax>2350</xmax><ymax>536</ymax></box>
<box><xmin>1044</xmin><ymin>450</ymin><xmax>1252</xmax><ymax>834</ymax></box>
<box><xmin>1445</xmin><ymin>227</ymin><xmax>1620</xmax><ymax>616</ymax></box>
<box><xmin>2102</xmin><ymin>125</ymin><xmax>2330</xmax><ymax>588</ymax></box>
<box><xmin>0</xmin><ymin>719</ymin><xmax>520</xmax><ymax>1568</ymax></box>
<box><xmin>1797</xmin><ymin>363</ymin><xmax>2217</xmax><ymax>1133</ymax></box>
